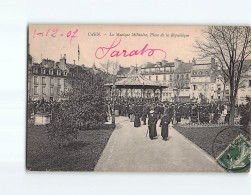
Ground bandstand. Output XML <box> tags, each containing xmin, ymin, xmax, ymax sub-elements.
<box><xmin>105</xmin><ymin>72</ymin><xmax>168</xmax><ymax>101</ymax></box>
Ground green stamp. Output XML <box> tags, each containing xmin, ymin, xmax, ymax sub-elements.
<box><xmin>216</xmin><ymin>134</ymin><xmax>250</xmax><ymax>173</ymax></box>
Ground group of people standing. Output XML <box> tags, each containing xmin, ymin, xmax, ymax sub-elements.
<box><xmin>125</xmin><ymin>102</ymin><xmax>173</xmax><ymax>141</ymax></box>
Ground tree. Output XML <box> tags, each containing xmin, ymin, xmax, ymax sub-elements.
<box><xmin>173</xmin><ymin>77</ymin><xmax>186</xmax><ymax>102</ymax></box>
<box><xmin>47</xmin><ymin>69</ymin><xmax>107</xmax><ymax>147</ymax></box>
<box><xmin>195</xmin><ymin>26</ymin><xmax>251</xmax><ymax>125</ymax></box>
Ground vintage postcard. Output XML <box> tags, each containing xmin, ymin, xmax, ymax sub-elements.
<box><xmin>26</xmin><ymin>25</ymin><xmax>250</xmax><ymax>172</ymax></box>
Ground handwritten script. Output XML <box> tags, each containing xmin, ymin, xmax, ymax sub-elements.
<box><xmin>33</xmin><ymin>28</ymin><xmax>78</xmax><ymax>44</ymax></box>
<box><xmin>95</xmin><ymin>36</ymin><xmax>167</xmax><ymax>59</ymax></box>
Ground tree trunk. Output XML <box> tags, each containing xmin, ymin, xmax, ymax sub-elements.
<box><xmin>229</xmin><ymin>95</ymin><xmax>235</xmax><ymax>126</ymax></box>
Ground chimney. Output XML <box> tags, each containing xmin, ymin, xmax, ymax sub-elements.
<box><xmin>73</xmin><ymin>60</ymin><xmax>75</xmax><ymax>65</ymax></box>
<box><xmin>174</xmin><ymin>58</ymin><xmax>181</xmax><ymax>70</ymax></box>
<box><xmin>64</xmin><ymin>54</ymin><xmax>66</xmax><ymax>59</ymax></box>
<box><xmin>192</xmin><ymin>58</ymin><xmax>196</xmax><ymax>65</ymax></box>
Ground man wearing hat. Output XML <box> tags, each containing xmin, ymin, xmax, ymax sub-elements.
<box><xmin>159</xmin><ymin>110</ymin><xmax>172</xmax><ymax>141</ymax></box>
<box><xmin>148</xmin><ymin>110</ymin><xmax>158</xmax><ymax>140</ymax></box>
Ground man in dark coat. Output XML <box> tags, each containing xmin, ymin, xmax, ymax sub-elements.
<box><xmin>148</xmin><ymin>110</ymin><xmax>158</xmax><ymax>140</ymax></box>
<box><xmin>160</xmin><ymin>111</ymin><xmax>172</xmax><ymax>141</ymax></box>
<box><xmin>141</xmin><ymin>105</ymin><xmax>149</xmax><ymax>125</ymax></box>
<box><xmin>134</xmin><ymin>112</ymin><xmax>141</xmax><ymax>127</ymax></box>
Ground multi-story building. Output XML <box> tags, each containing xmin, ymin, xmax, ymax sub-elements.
<box><xmin>28</xmin><ymin>54</ymin><xmax>87</xmax><ymax>102</ymax></box>
<box><xmin>140</xmin><ymin>59</ymin><xmax>193</xmax><ymax>102</ymax></box>
<box><xmin>190</xmin><ymin>58</ymin><xmax>217</xmax><ymax>103</ymax></box>
<box><xmin>236</xmin><ymin>60</ymin><xmax>251</xmax><ymax>105</ymax></box>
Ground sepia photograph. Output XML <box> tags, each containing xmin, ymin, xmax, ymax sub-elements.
<box><xmin>26</xmin><ymin>25</ymin><xmax>250</xmax><ymax>172</ymax></box>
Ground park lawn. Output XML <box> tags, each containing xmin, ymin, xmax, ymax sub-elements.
<box><xmin>26</xmin><ymin>123</ymin><xmax>115</xmax><ymax>171</ymax></box>
<box><xmin>174</xmin><ymin>125</ymin><xmax>250</xmax><ymax>158</ymax></box>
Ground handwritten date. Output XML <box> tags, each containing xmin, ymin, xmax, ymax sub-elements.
<box><xmin>33</xmin><ymin>28</ymin><xmax>78</xmax><ymax>44</ymax></box>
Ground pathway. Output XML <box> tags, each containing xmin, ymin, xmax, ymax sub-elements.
<box><xmin>95</xmin><ymin>116</ymin><xmax>224</xmax><ymax>172</ymax></box>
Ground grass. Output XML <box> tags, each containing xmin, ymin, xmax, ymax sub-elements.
<box><xmin>174</xmin><ymin>125</ymin><xmax>250</xmax><ymax>158</ymax></box>
<box><xmin>26</xmin><ymin>123</ymin><xmax>115</xmax><ymax>171</ymax></box>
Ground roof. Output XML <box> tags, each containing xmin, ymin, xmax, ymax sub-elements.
<box><xmin>66</xmin><ymin>63</ymin><xmax>77</xmax><ymax>69</ymax></box>
<box><xmin>192</xmin><ymin>63</ymin><xmax>211</xmax><ymax>70</ymax></box>
<box><xmin>175</xmin><ymin>63</ymin><xmax>193</xmax><ymax>73</ymax></box>
<box><xmin>142</xmin><ymin>61</ymin><xmax>175</xmax><ymax>69</ymax></box>
<box><xmin>105</xmin><ymin>73</ymin><xmax>167</xmax><ymax>88</ymax></box>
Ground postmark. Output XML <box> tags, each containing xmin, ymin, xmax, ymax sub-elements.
<box><xmin>212</xmin><ymin>126</ymin><xmax>250</xmax><ymax>173</ymax></box>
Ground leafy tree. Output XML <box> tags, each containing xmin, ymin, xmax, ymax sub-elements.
<box><xmin>47</xmin><ymin>69</ymin><xmax>107</xmax><ymax>147</ymax></box>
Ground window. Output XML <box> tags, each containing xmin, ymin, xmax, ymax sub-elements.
<box><xmin>149</xmin><ymin>76</ymin><xmax>151</xmax><ymax>80</ymax></box>
<box><xmin>156</xmin><ymin>75</ymin><xmax>158</xmax><ymax>81</ymax></box>
<box><xmin>177</xmin><ymin>74</ymin><xmax>179</xmax><ymax>79</ymax></box>
<box><xmin>34</xmin><ymin>86</ymin><xmax>38</xmax><ymax>95</ymax></box>
<box><xmin>49</xmin><ymin>69</ymin><xmax>53</xmax><ymax>75</ymax></box>
<box><xmin>249</xmin><ymin>80</ymin><xmax>251</xmax><ymax>87</ymax></box>
<box><xmin>50</xmin><ymin>77</ymin><xmax>53</xmax><ymax>86</ymax></box>
<box><xmin>42</xmin><ymin>68</ymin><xmax>46</xmax><ymax>74</ymax></box>
<box><xmin>193</xmin><ymin>85</ymin><xmax>197</xmax><ymax>90</ymax></box>
<box><xmin>193</xmin><ymin>71</ymin><xmax>196</xmax><ymax>75</ymax></box>
<box><xmin>50</xmin><ymin>87</ymin><xmax>53</xmax><ymax>95</ymax></box>
<box><xmin>206</xmin><ymin>71</ymin><xmax>209</xmax><ymax>74</ymax></box>
<box><xmin>58</xmin><ymin>78</ymin><xmax>61</xmax><ymax>86</ymax></box>
<box><xmin>64</xmin><ymin>79</ymin><xmax>67</xmax><ymax>87</ymax></box>
<box><xmin>57</xmin><ymin>70</ymin><xmax>61</xmax><ymax>75</ymax></box>
<box><xmin>42</xmin><ymin>86</ymin><xmax>45</xmax><ymax>94</ymax></box>
<box><xmin>64</xmin><ymin>71</ymin><xmax>67</xmax><ymax>76</ymax></box>
<box><xmin>33</xmin><ymin>67</ymin><xmax>38</xmax><ymax>73</ymax></box>
<box><xmin>199</xmin><ymin>71</ymin><xmax>202</xmax><ymax>75</ymax></box>
<box><xmin>163</xmin><ymin>75</ymin><xmax>166</xmax><ymax>81</ymax></box>
<box><xmin>34</xmin><ymin>76</ymin><xmax>38</xmax><ymax>85</ymax></box>
<box><xmin>42</xmin><ymin>86</ymin><xmax>46</xmax><ymax>94</ymax></box>
<box><xmin>42</xmin><ymin>77</ymin><xmax>46</xmax><ymax>85</ymax></box>
<box><xmin>217</xmin><ymin>84</ymin><xmax>221</xmax><ymax>91</ymax></box>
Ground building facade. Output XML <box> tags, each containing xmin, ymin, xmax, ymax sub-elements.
<box><xmin>28</xmin><ymin>54</ymin><xmax>87</xmax><ymax>102</ymax></box>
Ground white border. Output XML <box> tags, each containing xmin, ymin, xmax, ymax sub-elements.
<box><xmin>0</xmin><ymin>0</ymin><xmax>250</xmax><ymax>194</ymax></box>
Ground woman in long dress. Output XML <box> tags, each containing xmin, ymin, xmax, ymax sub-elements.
<box><xmin>134</xmin><ymin>112</ymin><xmax>141</xmax><ymax>127</ymax></box>
<box><xmin>148</xmin><ymin>110</ymin><xmax>158</xmax><ymax>140</ymax></box>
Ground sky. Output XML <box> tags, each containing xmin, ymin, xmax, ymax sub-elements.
<box><xmin>29</xmin><ymin>25</ymin><xmax>207</xmax><ymax>68</ymax></box>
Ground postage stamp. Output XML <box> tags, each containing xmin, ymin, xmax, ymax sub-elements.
<box><xmin>216</xmin><ymin>134</ymin><xmax>250</xmax><ymax>172</ymax></box>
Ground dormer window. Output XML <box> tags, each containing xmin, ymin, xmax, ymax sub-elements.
<box><xmin>199</xmin><ymin>71</ymin><xmax>202</xmax><ymax>75</ymax></box>
<box><xmin>33</xmin><ymin>67</ymin><xmax>38</xmax><ymax>74</ymax></box>
<box><xmin>57</xmin><ymin>70</ymin><xmax>61</xmax><ymax>75</ymax></box>
<box><xmin>49</xmin><ymin>69</ymin><xmax>53</xmax><ymax>75</ymax></box>
<box><xmin>42</xmin><ymin>68</ymin><xmax>46</xmax><ymax>74</ymax></box>
<box><xmin>64</xmin><ymin>71</ymin><xmax>67</xmax><ymax>76</ymax></box>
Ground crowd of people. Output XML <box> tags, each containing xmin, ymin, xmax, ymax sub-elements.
<box><xmin>27</xmin><ymin>97</ymin><xmax>250</xmax><ymax>139</ymax></box>
<box><xmin>105</xmin><ymin>98</ymin><xmax>251</xmax><ymax>140</ymax></box>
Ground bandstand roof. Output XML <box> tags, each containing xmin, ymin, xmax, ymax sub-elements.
<box><xmin>105</xmin><ymin>73</ymin><xmax>168</xmax><ymax>89</ymax></box>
